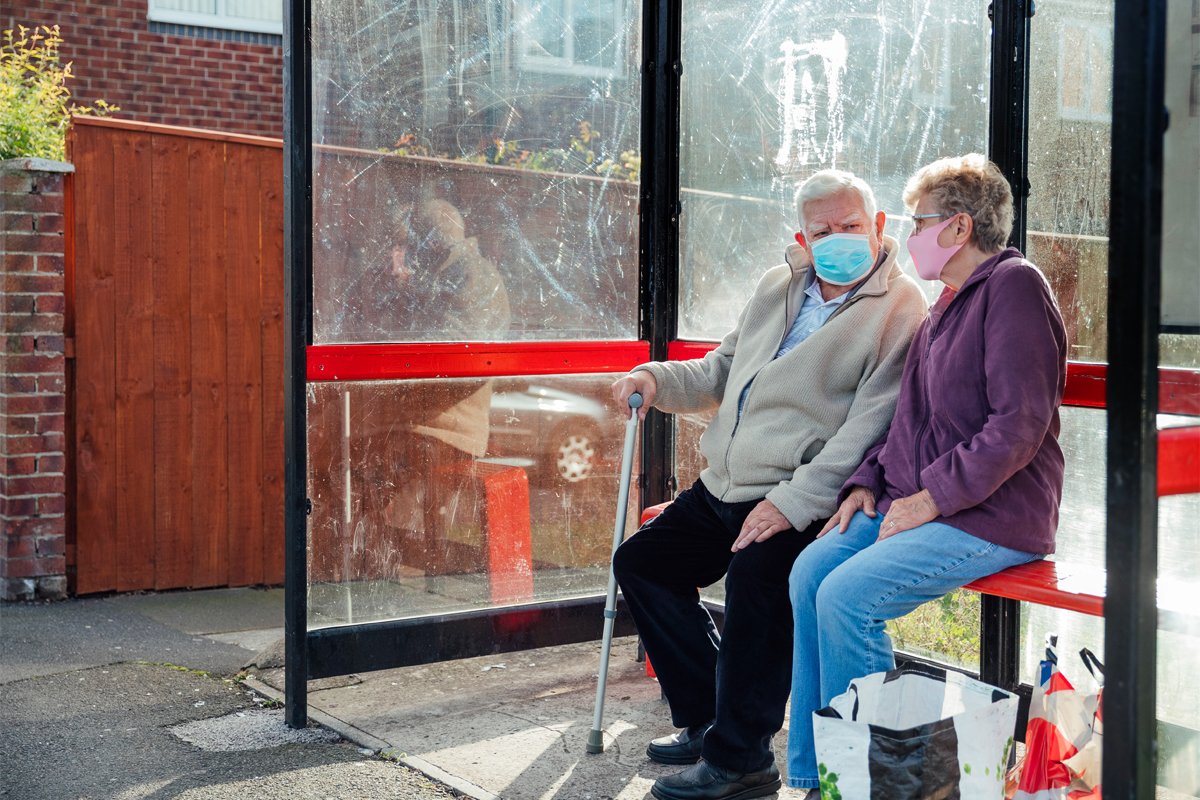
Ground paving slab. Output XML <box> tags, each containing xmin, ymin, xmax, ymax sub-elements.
<box><xmin>110</xmin><ymin>587</ymin><xmax>284</xmax><ymax>636</ymax></box>
<box><xmin>0</xmin><ymin>598</ymin><xmax>258</xmax><ymax>682</ymax></box>
<box><xmin>253</xmin><ymin>636</ymin><xmax>797</xmax><ymax>800</ymax></box>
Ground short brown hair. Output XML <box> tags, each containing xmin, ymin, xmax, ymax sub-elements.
<box><xmin>903</xmin><ymin>154</ymin><xmax>1013</xmax><ymax>252</ymax></box>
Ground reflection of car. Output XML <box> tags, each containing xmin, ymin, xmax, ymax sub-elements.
<box><xmin>488</xmin><ymin>382</ymin><xmax>616</xmax><ymax>485</ymax></box>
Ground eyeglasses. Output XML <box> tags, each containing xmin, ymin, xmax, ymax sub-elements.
<box><xmin>910</xmin><ymin>210</ymin><xmax>978</xmax><ymax>235</ymax></box>
<box><xmin>910</xmin><ymin>212</ymin><xmax>948</xmax><ymax>233</ymax></box>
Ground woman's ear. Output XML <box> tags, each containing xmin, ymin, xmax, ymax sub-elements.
<box><xmin>954</xmin><ymin>213</ymin><xmax>973</xmax><ymax>244</ymax></box>
<box><xmin>794</xmin><ymin>231</ymin><xmax>808</xmax><ymax>249</ymax></box>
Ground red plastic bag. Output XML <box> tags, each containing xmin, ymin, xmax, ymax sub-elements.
<box><xmin>1008</xmin><ymin>636</ymin><xmax>1103</xmax><ymax>800</ymax></box>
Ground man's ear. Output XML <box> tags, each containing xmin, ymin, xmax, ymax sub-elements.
<box><xmin>874</xmin><ymin>210</ymin><xmax>886</xmax><ymax>239</ymax></box>
<box><xmin>794</xmin><ymin>231</ymin><xmax>808</xmax><ymax>249</ymax></box>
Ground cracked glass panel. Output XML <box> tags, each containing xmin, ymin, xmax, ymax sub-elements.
<box><xmin>678</xmin><ymin>0</ymin><xmax>990</xmax><ymax>340</ymax></box>
<box><xmin>310</xmin><ymin>0</ymin><xmax>641</xmax><ymax>344</ymax></box>
<box><xmin>306</xmin><ymin>375</ymin><xmax>639</xmax><ymax>627</ymax></box>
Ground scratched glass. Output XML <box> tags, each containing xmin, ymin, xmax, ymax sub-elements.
<box><xmin>310</xmin><ymin>0</ymin><xmax>641</xmax><ymax>344</ymax></box>
<box><xmin>677</xmin><ymin>0</ymin><xmax>990</xmax><ymax>340</ymax></box>
<box><xmin>1027</xmin><ymin>0</ymin><xmax>1112</xmax><ymax>365</ymax></box>
<box><xmin>1018</xmin><ymin>407</ymin><xmax>1200</xmax><ymax>793</ymax></box>
<box><xmin>306</xmin><ymin>375</ymin><xmax>639</xmax><ymax>627</ymax></box>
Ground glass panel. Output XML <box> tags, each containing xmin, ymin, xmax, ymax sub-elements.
<box><xmin>310</xmin><ymin>0</ymin><xmax>641</xmax><ymax>344</ymax></box>
<box><xmin>1019</xmin><ymin>405</ymin><xmax>1200</xmax><ymax>785</ymax></box>
<box><xmin>1027</xmin><ymin>0</ymin><xmax>1111</xmax><ymax>363</ymax></box>
<box><xmin>306</xmin><ymin>375</ymin><xmax>639</xmax><ymax>628</ymax></box>
<box><xmin>678</xmin><ymin>0</ymin><xmax>989</xmax><ymax>340</ymax></box>
<box><xmin>1020</xmin><ymin>406</ymin><xmax>1105</xmax><ymax>687</ymax></box>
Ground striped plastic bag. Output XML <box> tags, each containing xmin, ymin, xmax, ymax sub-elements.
<box><xmin>1008</xmin><ymin>635</ymin><xmax>1104</xmax><ymax>800</ymax></box>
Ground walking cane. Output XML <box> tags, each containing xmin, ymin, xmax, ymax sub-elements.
<box><xmin>586</xmin><ymin>391</ymin><xmax>642</xmax><ymax>755</ymax></box>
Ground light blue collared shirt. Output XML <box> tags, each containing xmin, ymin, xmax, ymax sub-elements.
<box><xmin>737</xmin><ymin>274</ymin><xmax>851</xmax><ymax>418</ymax></box>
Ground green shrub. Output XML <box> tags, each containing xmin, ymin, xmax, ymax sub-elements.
<box><xmin>887</xmin><ymin>589</ymin><xmax>982</xmax><ymax>667</ymax></box>
<box><xmin>0</xmin><ymin>24</ymin><xmax>116</xmax><ymax>161</ymax></box>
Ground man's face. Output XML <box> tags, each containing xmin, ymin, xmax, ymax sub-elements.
<box><xmin>390</xmin><ymin>237</ymin><xmax>412</xmax><ymax>285</ymax></box>
<box><xmin>798</xmin><ymin>189</ymin><xmax>886</xmax><ymax>263</ymax></box>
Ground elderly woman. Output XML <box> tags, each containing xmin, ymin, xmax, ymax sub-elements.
<box><xmin>784</xmin><ymin>154</ymin><xmax>1068</xmax><ymax>796</ymax></box>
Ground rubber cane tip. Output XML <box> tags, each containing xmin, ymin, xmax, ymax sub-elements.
<box><xmin>628</xmin><ymin>392</ymin><xmax>643</xmax><ymax>409</ymax></box>
<box><xmin>585</xmin><ymin>728</ymin><xmax>605</xmax><ymax>754</ymax></box>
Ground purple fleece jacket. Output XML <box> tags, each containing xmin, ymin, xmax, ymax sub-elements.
<box><xmin>841</xmin><ymin>248</ymin><xmax>1067</xmax><ymax>554</ymax></box>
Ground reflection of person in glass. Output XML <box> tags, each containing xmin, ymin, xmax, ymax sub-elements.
<box><xmin>785</xmin><ymin>155</ymin><xmax>1066</xmax><ymax>796</ymax></box>
<box><xmin>609</xmin><ymin>170</ymin><xmax>928</xmax><ymax>800</ymax></box>
<box><xmin>376</xmin><ymin>199</ymin><xmax>511</xmax><ymax>571</ymax></box>
<box><xmin>388</xmin><ymin>198</ymin><xmax>511</xmax><ymax>347</ymax></box>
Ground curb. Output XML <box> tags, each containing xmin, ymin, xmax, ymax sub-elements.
<box><xmin>242</xmin><ymin>675</ymin><xmax>498</xmax><ymax>800</ymax></box>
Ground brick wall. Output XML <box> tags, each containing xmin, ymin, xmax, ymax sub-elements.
<box><xmin>5</xmin><ymin>0</ymin><xmax>282</xmax><ymax>138</ymax></box>
<box><xmin>1</xmin><ymin>159</ymin><xmax>71</xmax><ymax>601</ymax></box>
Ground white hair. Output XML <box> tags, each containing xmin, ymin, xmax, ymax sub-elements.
<box><xmin>797</xmin><ymin>170</ymin><xmax>878</xmax><ymax>231</ymax></box>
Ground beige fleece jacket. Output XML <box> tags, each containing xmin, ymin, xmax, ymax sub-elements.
<box><xmin>634</xmin><ymin>235</ymin><xmax>927</xmax><ymax>530</ymax></box>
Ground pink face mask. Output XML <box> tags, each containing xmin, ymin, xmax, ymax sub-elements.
<box><xmin>906</xmin><ymin>215</ymin><xmax>964</xmax><ymax>281</ymax></box>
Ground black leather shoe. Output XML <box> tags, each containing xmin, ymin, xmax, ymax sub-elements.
<box><xmin>649</xmin><ymin>758</ymin><xmax>782</xmax><ymax>800</ymax></box>
<box><xmin>646</xmin><ymin>722</ymin><xmax>712</xmax><ymax>765</ymax></box>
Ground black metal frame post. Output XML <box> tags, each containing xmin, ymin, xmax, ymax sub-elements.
<box><xmin>282</xmin><ymin>0</ymin><xmax>313</xmax><ymax>728</ymax></box>
<box><xmin>1104</xmin><ymin>0</ymin><xmax>1167</xmax><ymax>794</ymax></box>
<box><xmin>980</xmin><ymin>0</ymin><xmax>1033</xmax><ymax>693</ymax></box>
<box><xmin>987</xmin><ymin>0</ymin><xmax>1032</xmax><ymax>250</ymax></box>
<box><xmin>637</xmin><ymin>0</ymin><xmax>682</xmax><ymax>509</ymax></box>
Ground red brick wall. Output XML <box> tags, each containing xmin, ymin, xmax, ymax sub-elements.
<box><xmin>1</xmin><ymin>159</ymin><xmax>70</xmax><ymax>601</ymax></box>
<box><xmin>5</xmin><ymin>0</ymin><xmax>283</xmax><ymax>138</ymax></box>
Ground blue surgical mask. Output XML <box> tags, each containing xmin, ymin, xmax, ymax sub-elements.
<box><xmin>808</xmin><ymin>233</ymin><xmax>876</xmax><ymax>286</ymax></box>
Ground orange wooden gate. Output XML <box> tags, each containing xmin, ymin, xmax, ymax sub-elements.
<box><xmin>67</xmin><ymin>117</ymin><xmax>284</xmax><ymax>594</ymax></box>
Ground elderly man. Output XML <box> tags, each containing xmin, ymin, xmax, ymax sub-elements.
<box><xmin>610</xmin><ymin>170</ymin><xmax>927</xmax><ymax>800</ymax></box>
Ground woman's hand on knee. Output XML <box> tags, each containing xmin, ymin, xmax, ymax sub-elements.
<box><xmin>818</xmin><ymin>486</ymin><xmax>876</xmax><ymax>538</ymax></box>
<box><xmin>878</xmin><ymin>489</ymin><xmax>940</xmax><ymax>540</ymax></box>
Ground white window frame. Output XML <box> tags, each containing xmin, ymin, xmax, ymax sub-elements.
<box><xmin>1057</xmin><ymin>20</ymin><xmax>1112</xmax><ymax>122</ymax></box>
<box><xmin>517</xmin><ymin>0</ymin><xmax>625</xmax><ymax>79</ymax></box>
<box><xmin>148</xmin><ymin>0</ymin><xmax>283</xmax><ymax>36</ymax></box>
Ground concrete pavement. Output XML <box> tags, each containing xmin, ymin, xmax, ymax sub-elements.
<box><xmin>0</xmin><ymin>590</ymin><xmax>457</xmax><ymax>799</ymax></box>
<box><xmin>0</xmin><ymin>588</ymin><xmax>800</xmax><ymax>800</ymax></box>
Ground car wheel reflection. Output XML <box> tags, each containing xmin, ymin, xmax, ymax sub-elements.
<box><xmin>488</xmin><ymin>382</ymin><xmax>614</xmax><ymax>486</ymax></box>
<box><xmin>551</xmin><ymin>423</ymin><xmax>602</xmax><ymax>484</ymax></box>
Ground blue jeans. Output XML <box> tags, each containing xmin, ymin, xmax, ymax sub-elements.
<box><xmin>785</xmin><ymin>511</ymin><xmax>1040</xmax><ymax>789</ymax></box>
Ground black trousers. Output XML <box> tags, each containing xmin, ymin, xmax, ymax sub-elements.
<box><xmin>612</xmin><ymin>479</ymin><xmax>821</xmax><ymax>773</ymax></box>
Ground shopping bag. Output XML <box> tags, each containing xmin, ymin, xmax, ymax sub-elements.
<box><xmin>1009</xmin><ymin>635</ymin><xmax>1104</xmax><ymax>800</ymax></box>
<box><xmin>813</xmin><ymin>666</ymin><xmax>1019</xmax><ymax>800</ymax></box>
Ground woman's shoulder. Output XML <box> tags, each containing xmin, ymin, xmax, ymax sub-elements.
<box><xmin>985</xmin><ymin>251</ymin><xmax>1054</xmax><ymax>296</ymax></box>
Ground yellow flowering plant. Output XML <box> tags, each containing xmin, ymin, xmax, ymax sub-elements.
<box><xmin>1</xmin><ymin>24</ymin><xmax>116</xmax><ymax>161</ymax></box>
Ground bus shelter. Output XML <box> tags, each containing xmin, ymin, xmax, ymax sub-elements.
<box><xmin>281</xmin><ymin>0</ymin><xmax>1199</xmax><ymax>795</ymax></box>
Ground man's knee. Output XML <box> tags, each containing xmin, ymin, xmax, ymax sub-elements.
<box><xmin>611</xmin><ymin>532</ymin><xmax>647</xmax><ymax>584</ymax></box>
<box><xmin>725</xmin><ymin>545</ymin><xmax>774</xmax><ymax>593</ymax></box>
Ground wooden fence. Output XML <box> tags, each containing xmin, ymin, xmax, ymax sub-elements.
<box><xmin>67</xmin><ymin>117</ymin><xmax>284</xmax><ymax>594</ymax></box>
